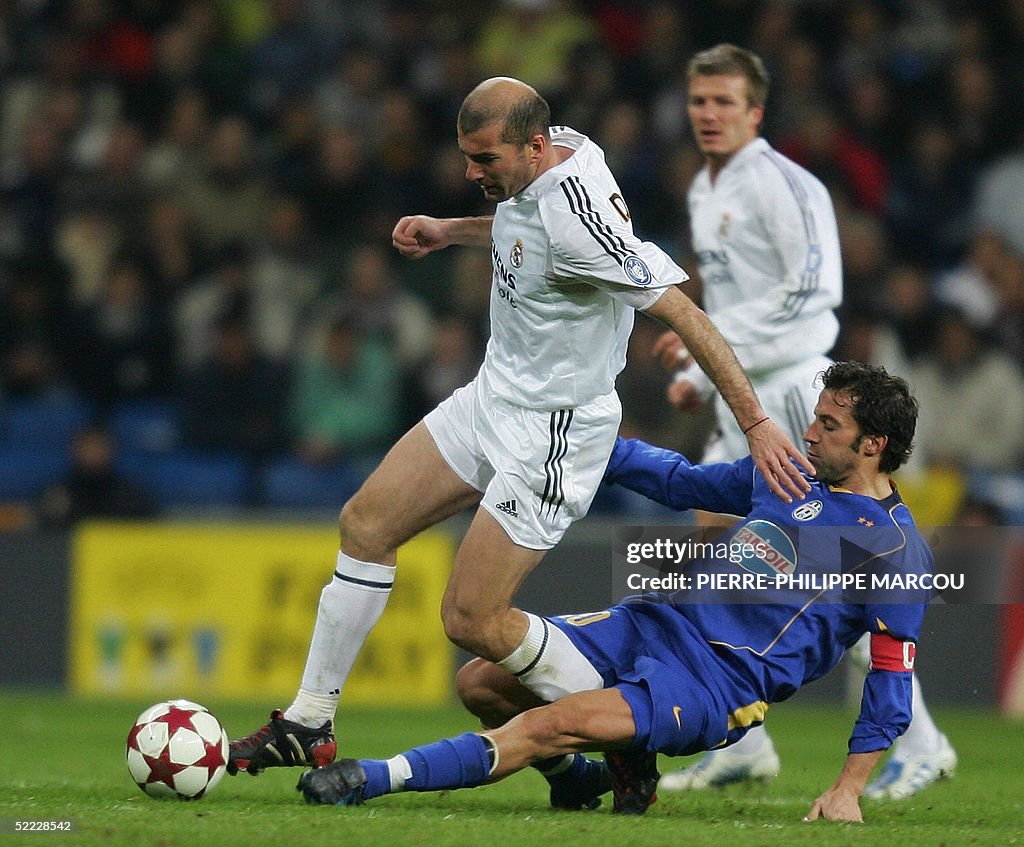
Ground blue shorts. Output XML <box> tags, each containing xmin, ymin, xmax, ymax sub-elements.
<box><xmin>548</xmin><ymin>599</ymin><xmax>764</xmax><ymax>756</ymax></box>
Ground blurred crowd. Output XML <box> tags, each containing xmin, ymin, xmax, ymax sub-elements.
<box><xmin>3</xmin><ymin>0</ymin><xmax>1024</xmax><ymax>523</ymax></box>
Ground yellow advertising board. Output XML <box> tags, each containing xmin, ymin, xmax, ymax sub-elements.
<box><xmin>69</xmin><ymin>522</ymin><xmax>455</xmax><ymax>705</ymax></box>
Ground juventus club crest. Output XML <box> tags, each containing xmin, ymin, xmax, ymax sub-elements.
<box><xmin>792</xmin><ymin>500</ymin><xmax>823</xmax><ymax>521</ymax></box>
<box><xmin>510</xmin><ymin>238</ymin><xmax>524</xmax><ymax>268</ymax></box>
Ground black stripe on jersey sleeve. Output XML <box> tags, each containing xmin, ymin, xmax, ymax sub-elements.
<box><xmin>559</xmin><ymin>176</ymin><xmax>632</xmax><ymax>266</ymax></box>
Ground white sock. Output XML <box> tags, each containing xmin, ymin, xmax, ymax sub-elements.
<box><xmin>497</xmin><ymin>612</ymin><xmax>602</xmax><ymax>702</ymax></box>
<box><xmin>893</xmin><ymin>674</ymin><xmax>942</xmax><ymax>756</ymax></box>
<box><xmin>385</xmin><ymin>755</ymin><xmax>413</xmax><ymax>792</ymax></box>
<box><xmin>284</xmin><ymin>551</ymin><xmax>394</xmax><ymax>726</ymax></box>
<box><xmin>285</xmin><ymin>689</ymin><xmax>338</xmax><ymax>728</ymax></box>
<box><xmin>720</xmin><ymin>724</ymin><xmax>769</xmax><ymax>756</ymax></box>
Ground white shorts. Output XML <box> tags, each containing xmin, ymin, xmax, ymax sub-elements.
<box><xmin>424</xmin><ymin>375</ymin><xmax>621</xmax><ymax>550</ymax></box>
<box><xmin>704</xmin><ymin>356</ymin><xmax>832</xmax><ymax>463</ymax></box>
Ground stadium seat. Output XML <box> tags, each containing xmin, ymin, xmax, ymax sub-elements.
<box><xmin>0</xmin><ymin>396</ymin><xmax>92</xmax><ymax>448</ymax></box>
<box><xmin>109</xmin><ymin>399</ymin><xmax>184</xmax><ymax>453</ymax></box>
<box><xmin>116</xmin><ymin>450</ymin><xmax>253</xmax><ymax>509</ymax></box>
<box><xmin>0</xmin><ymin>446</ymin><xmax>70</xmax><ymax>500</ymax></box>
<box><xmin>260</xmin><ymin>456</ymin><xmax>365</xmax><ymax>510</ymax></box>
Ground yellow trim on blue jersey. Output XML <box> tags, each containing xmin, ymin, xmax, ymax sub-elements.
<box><xmin>727</xmin><ymin>700</ymin><xmax>770</xmax><ymax>731</ymax></box>
<box><xmin>561</xmin><ymin>611</ymin><xmax>612</xmax><ymax>627</ymax></box>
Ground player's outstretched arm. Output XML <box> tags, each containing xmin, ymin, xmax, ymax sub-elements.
<box><xmin>803</xmin><ymin>750</ymin><xmax>884</xmax><ymax>823</ymax></box>
<box><xmin>392</xmin><ymin>215</ymin><xmax>494</xmax><ymax>259</ymax></box>
<box><xmin>644</xmin><ymin>287</ymin><xmax>814</xmax><ymax>502</ymax></box>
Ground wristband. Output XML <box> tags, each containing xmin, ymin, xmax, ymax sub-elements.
<box><xmin>742</xmin><ymin>416</ymin><xmax>770</xmax><ymax>435</ymax></box>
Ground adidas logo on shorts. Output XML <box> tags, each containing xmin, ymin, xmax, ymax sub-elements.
<box><xmin>495</xmin><ymin>499</ymin><xmax>519</xmax><ymax>518</ymax></box>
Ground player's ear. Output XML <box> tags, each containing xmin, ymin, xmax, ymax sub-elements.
<box><xmin>862</xmin><ymin>434</ymin><xmax>887</xmax><ymax>458</ymax></box>
<box><xmin>748</xmin><ymin>104</ymin><xmax>765</xmax><ymax>131</ymax></box>
<box><xmin>527</xmin><ymin>133</ymin><xmax>546</xmax><ymax>162</ymax></box>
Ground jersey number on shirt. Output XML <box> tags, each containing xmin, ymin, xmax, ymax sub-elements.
<box><xmin>609</xmin><ymin>193</ymin><xmax>631</xmax><ymax>223</ymax></box>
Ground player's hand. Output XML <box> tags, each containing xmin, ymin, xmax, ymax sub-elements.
<box><xmin>667</xmin><ymin>379</ymin><xmax>706</xmax><ymax>412</ymax></box>
<box><xmin>652</xmin><ymin>330</ymin><xmax>692</xmax><ymax>372</ymax></box>
<box><xmin>745</xmin><ymin>418</ymin><xmax>814</xmax><ymax>503</ymax></box>
<box><xmin>392</xmin><ymin>215</ymin><xmax>451</xmax><ymax>259</ymax></box>
<box><xmin>803</xmin><ymin>785</ymin><xmax>864</xmax><ymax>823</ymax></box>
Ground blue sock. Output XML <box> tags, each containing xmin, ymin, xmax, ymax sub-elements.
<box><xmin>358</xmin><ymin>759</ymin><xmax>392</xmax><ymax>800</ymax></box>
<box><xmin>358</xmin><ymin>732</ymin><xmax>492</xmax><ymax>800</ymax></box>
<box><xmin>537</xmin><ymin>753</ymin><xmax>585</xmax><ymax>786</ymax></box>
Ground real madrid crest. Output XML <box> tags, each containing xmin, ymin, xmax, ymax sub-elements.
<box><xmin>510</xmin><ymin>238</ymin><xmax>524</xmax><ymax>268</ymax></box>
<box><xmin>718</xmin><ymin>213</ymin><xmax>731</xmax><ymax>238</ymax></box>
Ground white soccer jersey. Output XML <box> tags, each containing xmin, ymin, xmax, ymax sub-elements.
<box><xmin>481</xmin><ymin>126</ymin><xmax>688</xmax><ymax>410</ymax></box>
<box><xmin>688</xmin><ymin>137</ymin><xmax>842</xmax><ymax>377</ymax></box>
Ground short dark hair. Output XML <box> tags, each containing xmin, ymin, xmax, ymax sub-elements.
<box><xmin>687</xmin><ymin>43</ymin><xmax>770</xmax><ymax>109</ymax></box>
<box><xmin>457</xmin><ymin>87</ymin><xmax>551</xmax><ymax>147</ymax></box>
<box><xmin>819</xmin><ymin>361</ymin><xmax>918</xmax><ymax>473</ymax></box>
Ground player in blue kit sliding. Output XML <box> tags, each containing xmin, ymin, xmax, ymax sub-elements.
<box><xmin>299</xmin><ymin>362</ymin><xmax>933</xmax><ymax>823</ymax></box>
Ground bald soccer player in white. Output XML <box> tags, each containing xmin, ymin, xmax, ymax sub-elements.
<box><xmin>226</xmin><ymin>78</ymin><xmax>815</xmax><ymax>804</ymax></box>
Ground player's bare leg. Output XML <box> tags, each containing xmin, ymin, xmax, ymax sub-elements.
<box><xmin>456</xmin><ymin>657</ymin><xmax>612</xmax><ymax>810</ymax></box>
<box><xmin>229</xmin><ymin>423</ymin><xmax>480</xmax><ymax>775</ymax></box>
<box><xmin>456</xmin><ymin>657</ymin><xmax>545</xmax><ymax>728</ymax></box>
<box><xmin>340</xmin><ymin>421</ymin><xmax>484</xmax><ymax>565</ymax></box>
<box><xmin>441</xmin><ymin>508</ymin><xmax>604</xmax><ymax>702</ymax></box>
<box><xmin>487</xmin><ymin>689</ymin><xmax>637</xmax><ymax>773</ymax></box>
<box><xmin>440</xmin><ymin>509</ymin><xmax>547</xmax><ymax>659</ymax></box>
<box><xmin>291</xmin><ymin>420</ymin><xmax>481</xmax><ymax>714</ymax></box>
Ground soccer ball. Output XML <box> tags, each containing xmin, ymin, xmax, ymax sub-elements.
<box><xmin>126</xmin><ymin>699</ymin><xmax>229</xmax><ymax>800</ymax></box>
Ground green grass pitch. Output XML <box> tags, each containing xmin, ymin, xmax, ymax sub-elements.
<box><xmin>1</xmin><ymin>692</ymin><xmax>1022</xmax><ymax>847</ymax></box>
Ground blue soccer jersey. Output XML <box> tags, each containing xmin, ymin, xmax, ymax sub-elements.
<box><xmin>580</xmin><ymin>437</ymin><xmax>934</xmax><ymax>756</ymax></box>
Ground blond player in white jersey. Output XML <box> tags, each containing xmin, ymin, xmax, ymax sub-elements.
<box><xmin>226</xmin><ymin>77</ymin><xmax>815</xmax><ymax>804</ymax></box>
<box><xmin>653</xmin><ymin>43</ymin><xmax>955</xmax><ymax>800</ymax></box>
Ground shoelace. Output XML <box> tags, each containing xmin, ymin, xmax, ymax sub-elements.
<box><xmin>235</xmin><ymin>715</ymin><xmax>280</xmax><ymax>749</ymax></box>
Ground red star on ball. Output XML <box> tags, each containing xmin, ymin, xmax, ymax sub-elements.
<box><xmin>156</xmin><ymin>707</ymin><xmax>203</xmax><ymax>735</ymax></box>
<box><xmin>145</xmin><ymin>748</ymin><xmax>188</xmax><ymax>788</ymax></box>
<box><xmin>193</xmin><ymin>739</ymin><xmax>227</xmax><ymax>780</ymax></box>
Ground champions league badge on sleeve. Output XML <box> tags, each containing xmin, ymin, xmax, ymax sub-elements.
<box><xmin>623</xmin><ymin>255</ymin><xmax>652</xmax><ymax>286</ymax></box>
